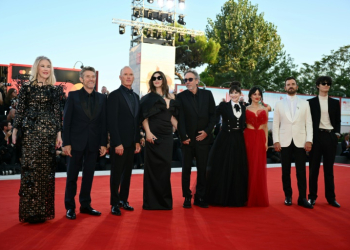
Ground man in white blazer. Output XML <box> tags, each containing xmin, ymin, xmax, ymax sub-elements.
<box><xmin>273</xmin><ymin>77</ymin><xmax>313</xmax><ymax>209</ymax></box>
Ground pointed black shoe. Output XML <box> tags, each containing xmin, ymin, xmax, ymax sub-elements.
<box><xmin>298</xmin><ymin>198</ymin><xmax>313</xmax><ymax>209</ymax></box>
<box><xmin>111</xmin><ymin>206</ymin><xmax>122</xmax><ymax>216</ymax></box>
<box><xmin>80</xmin><ymin>207</ymin><xmax>101</xmax><ymax>216</ymax></box>
<box><xmin>328</xmin><ymin>200</ymin><xmax>340</xmax><ymax>208</ymax></box>
<box><xmin>66</xmin><ymin>209</ymin><xmax>76</xmax><ymax>220</ymax></box>
<box><xmin>284</xmin><ymin>196</ymin><xmax>292</xmax><ymax>206</ymax></box>
<box><xmin>308</xmin><ymin>199</ymin><xmax>316</xmax><ymax>206</ymax></box>
<box><xmin>183</xmin><ymin>197</ymin><xmax>192</xmax><ymax>208</ymax></box>
<box><xmin>194</xmin><ymin>197</ymin><xmax>209</xmax><ymax>208</ymax></box>
<box><xmin>119</xmin><ymin>201</ymin><xmax>134</xmax><ymax>211</ymax></box>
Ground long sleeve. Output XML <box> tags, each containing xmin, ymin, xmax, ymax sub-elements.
<box><xmin>272</xmin><ymin>102</ymin><xmax>280</xmax><ymax>144</ymax></box>
<box><xmin>63</xmin><ymin>91</ymin><xmax>74</xmax><ymax>146</ymax></box>
<box><xmin>204</xmin><ymin>91</ymin><xmax>216</xmax><ymax>135</ymax></box>
<box><xmin>107</xmin><ymin>91</ymin><xmax>122</xmax><ymax>148</ymax></box>
<box><xmin>305</xmin><ymin>102</ymin><xmax>313</xmax><ymax>143</ymax></box>
<box><xmin>13</xmin><ymin>84</ymin><xmax>29</xmax><ymax>129</ymax></box>
<box><xmin>177</xmin><ymin>95</ymin><xmax>188</xmax><ymax>141</ymax></box>
<box><xmin>53</xmin><ymin>85</ymin><xmax>64</xmax><ymax>133</ymax></box>
<box><xmin>100</xmin><ymin>95</ymin><xmax>108</xmax><ymax>147</ymax></box>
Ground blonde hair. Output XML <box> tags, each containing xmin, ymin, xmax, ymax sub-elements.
<box><xmin>31</xmin><ymin>56</ymin><xmax>56</xmax><ymax>85</ymax></box>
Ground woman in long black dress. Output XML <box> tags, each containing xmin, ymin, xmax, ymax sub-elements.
<box><xmin>140</xmin><ymin>71</ymin><xmax>177</xmax><ymax>210</ymax></box>
<box><xmin>206</xmin><ymin>82</ymin><xmax>248</xmax><ymax>206</ymax></box>
<box><xmin>12</xmin><ymin>56</ymin><xmax>64</xmax><ymax>223</ymax></box>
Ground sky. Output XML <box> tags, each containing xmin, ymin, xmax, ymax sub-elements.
<box><xmin>1</xmin><ymin>0</ymin><xmax>349</xmax><ymax>93</ymax></box>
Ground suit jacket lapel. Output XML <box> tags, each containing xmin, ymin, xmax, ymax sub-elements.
<box><xmin>283</xmin><ymin>98</ymin><xmax>292</xmax><ymax>122</ymax></box>
<box><xmin>91</xmin><ymin>91</ymin><xmax>100</xmax><ymax>120</ymax></box>
<box><xmin>292</xmin><ymin>97</ymin><xmax>301</xmax><ymax>122</ymax></box>
<box><xmin>120</xmin><ymin>86</ymin><xmax>135</xmax><ymax>117</ymax></box>
<box><xmin>133</xmin><ymin>93</ymin><xmax>139</xmax><ymax>117</ymax></box>
<box><xmin>79</xmin><ymin>88</ymin><xmax>92</xmax><ymax>120</ymax></box>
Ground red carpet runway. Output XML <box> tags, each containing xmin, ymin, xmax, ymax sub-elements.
<box><xmin>0</xmin><ymin>165</ymin><xmax>349</xmax><ymax>250</ymax></box>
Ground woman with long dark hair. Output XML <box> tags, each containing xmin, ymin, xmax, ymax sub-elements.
<box><xmin>140</xmin><ymin>71</ymin><xmax>178</xmax><ymax>210</ymax></box>
<box><xmin>244</xmin><ymin>86</ymin><xmax>269</xmax><ymax>207</ymax></box>
<box><xmin>12</xmin><ymin>56</ymin><xmax>64</xmax><ymax>223</ymax></box>
<box><xmin>206</xmin><ymin>82</ymin><xmax>248</xmax><ymax>206</ymax></box>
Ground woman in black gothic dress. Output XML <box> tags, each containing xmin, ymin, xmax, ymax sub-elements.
<box><xmin>12</xmin><ymin>56</ymin><xmax>64</xmax><ymax>223</ymax></box>
<box><xmin>140</xmin><ymin>71</ymin><xmax>178</xmax><ymax>210</ymax></box>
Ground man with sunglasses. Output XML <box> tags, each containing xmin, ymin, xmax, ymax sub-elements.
<box><xmin>177</xmin><ymin>69</ymin><xmax>216</xmax><ymax>208</ymax></box>
<box><xmin>307</xmin><ymin>76</ymin><xmax>341</xmax><ymax>208</ymax></box>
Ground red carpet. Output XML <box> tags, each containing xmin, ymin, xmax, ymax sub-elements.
<box><xmin>0</xmin><ymin>165</ymin><xmax>349</xmax><ymax>250</ymax></box>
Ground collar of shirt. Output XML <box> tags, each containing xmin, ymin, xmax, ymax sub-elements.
<box><xmin>318</xmin><ymin>95</ymin><xmax>328</xmax><ymax>101</ymax></box>
<box><xmin>231</xmin><ymin>100</ymin><xmax>240</xmax><ymax>107</ymax></box>
<box><xmin>121</xmin><ymin>85</ymin><xmax>133</xmax><ymax>94</ymax></box>
<box><xmin>286</xmin><ymin>94</ymin><xmax>297</xmax><ymax>101</ymax></box>
<box><xmin>83</xmin><ymin>88</ymin><xmax>95</xmax><ymax>97</ymax></box>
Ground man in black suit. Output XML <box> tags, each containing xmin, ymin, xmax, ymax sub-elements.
<box><xmin>107</xmin><ymin>66</ymin><xmax>141</xmax><ymax>216</ymax></box>
<box><xmin>308</xmin><ymin>76</ymin><xmax>341</xmax><ymax>208</ymax></box>
<box><xmin>177</xmin><ymin>69</ymin><xmax>216</xmax><ymax>208</ymax></box>
<box><xmin>63</xmin><ymin>66</ymin><xmax>107</xmax><ymax>219</ymax></box>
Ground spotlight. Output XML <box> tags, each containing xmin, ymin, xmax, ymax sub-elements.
<box><xmin>119</xmin><ymin>25</ymin><xmax>125</xmax><ymax>35</ymax></box>
<box><xmin>166</xmin><ymin>14</ymin><xmax>174</xmax><ymax>23</ymax></box>
<box><xmin>157</xmin><ymin>0</ymin><xmax>164</xmax><ymax>7</ymax></box>
<box><xmin>132</xmin><ymin>27</ymin><xmax>139</xmax><ymax>36</ymax></box>
<box><xmin>157</xmin><ymin>12</ymin><xmax>167</xmax><ymax>22</ymax></box>
<box><xmin>133</xmin><ymin>8</ymin><xmax>141</xmax><ymax>18</ymax></box>
<box><xmin>167</xmin><ymin>0</ymin><xmax>174</xmax><ymax>9</ymax></box>
<box><xmin>190</xmin><ymin>35</ymin><xmax>196</xmax><ymax>43</ymax></box>
<box><xmin>145</xmin><ymin>10</ymin><xmax>154</xmax><ymax>20</ymax></box>
<box><xmin>147</xmin><ymin>29</ymin><xmax>154</xmax><ymax>38</ymax></box>
<box><xmin>178</xmin><ymin>15</ymin><xmax>186</xmax><ymax>25</ymax></box>
<box><xmin>156</xmin><ymin>30</ymin><xmax>163</xmax><ymax>39</ymax></box>
<box><xmin>178</xmin><ymin>33</ymin><xmax>184</xmax><ymax>42</ymax></box>
<box><xmin>147</xmin><ymin>0</ymin><xmax>154</xmax><ymax>3</ymax></box>
<box><xmin>178</xmin><ymin>0</ymin><xmax>185</xmax><ymax>9</ymax></box>
<box><xmin>166</xmin><ymin>31</ymin><xmax>174</xmax><ymax>40</ymax></box>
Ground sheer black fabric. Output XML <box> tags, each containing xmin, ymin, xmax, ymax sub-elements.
<box><xmin>13</xmin><ymin>83</ymin><xmax>64</xmax><ymax>223</ymax></box>
<box><xmin>140</xmin><ymin>93</ymin><xmax>178</xmax><ymax>210</ymax></box>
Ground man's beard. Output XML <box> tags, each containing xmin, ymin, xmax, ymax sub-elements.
<box><xmin>287</xmin><ymin>88</ymin><xmax>297</xmax><ymax>95</ymax></box>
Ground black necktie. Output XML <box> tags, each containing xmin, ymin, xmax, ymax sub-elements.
<box><xmin>234</xmin><ymin>104</ymin><xmax>240</xmax><ymax>112</ymax></box>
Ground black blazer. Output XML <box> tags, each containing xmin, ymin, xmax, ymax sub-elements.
<box><xmin>341</xmin><ymin>140</ymin><xmax>349</xmax><ymax>153</ymax></box>
<box><xmin>308</xmin><ymin>96</ymin><xmax>341</xmax><ymax>143</ymax></box>
<box><xmin>63</xmin><ymin>88</ymin><xmax>107</xmax><ymax>151</ymax></box>
<box><xmin>177</xmin><ymin>88</ymin><xmax>216</xmax><ymax>145</ymax></box>
<box><xmin>217</xmin><ymin>101</ymin><xmax>246</xmax><ymax>133</ymax></box>
<box><xmin>107</xmin><ymin>86</ymin><xmax>140</xmax><ymax>148</ymax></box>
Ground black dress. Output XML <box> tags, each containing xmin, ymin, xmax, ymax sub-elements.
<box><xmin>13</xmin><ymin>83</ymin><xmax>64</xmax><ymax>223</ymax></box>
<box><xmin>140</xmin><ymin>93</ymin><xmax>177</xmax><ymax>210</ymax></box>
<box><xmin>206</xmin><ymin>101</ymin><xmax>248</xmax><ymax>207</ymax></box>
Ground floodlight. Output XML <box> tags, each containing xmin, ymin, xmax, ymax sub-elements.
<box><xmin>178</xmin><ymin>33</ymin><xmax>184</xmax><ymax>42</ymax></box>
<box><xmin>166</xmin><ymin>14</ymin><xmax>174</xmax><ymax>23</ymax></box>
<box><xmin>147</xmin><ymin>29</ymin><xmax>154</xmax><ymax>38</ymax></box>
<box><xmin>147</xmin><ymin>0</ymin><xmax>154</xmax><ymax>3</ymax></box>
<box><xmin>133</xmin><ymin>8</ymin><xmax>141</xmax><ymax>18</ymax></box>
<box><xmin>178</xmin><ymin>0</ymin><xmax>185</xmax><ymax>9</ymax></box>
<box><xmin>156</xmin><ymin>30</ymin><xmax>163</xmax><ymax>39</ymax></box>
<box><xmin>157</xmin><ymin>0</ymin><xmax>164</xmax><ymax>7</ymax></box>
<box><xmin>119</xmin><ymin>25</ymin><xmax>125</xmax><ymax>34</ymax></box>
<box><xmin>178</xmin><ymin>15</ymin><xmax>186</xmax><ymax>25</ymax></box>
<box><xmin>190</xmin><ymin>35</ymin><xmax>196</xmax><ymax>43</ymax></box>
<box><xmin>166</xmin><ymin>31</ymin><xmax>174</xmax><ymax>40</ymax></box>
<box><xmin>167</xmin><ymin>0</ymin><xmax>174</xmax><ymax>9</ymax></box>
<box><xmin>132</xmin><ymin>27</ymin><xmax>140</xmax><ymax>36</ymax></box>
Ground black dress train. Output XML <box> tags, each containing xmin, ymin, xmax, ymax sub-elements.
<box><xmin>13</xmin><ymin>83</ymin><xmax>64</xmax><ymax>223</ymax></box>
<box><xmin>140</xmin><ymin>93</ymin><xmax>177</xmax><ymax>210</ymax></box>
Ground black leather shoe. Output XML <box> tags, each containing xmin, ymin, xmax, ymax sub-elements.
<box><xmin>111</xmin><ymin>206</ymin><xmax>121</xmax><ymax>216</ymax></box>
<box><xmin>119</xmin><ymin>201</ymin><xmax>134</xmax><ymax>211</ymax></box>
<box><xmin>194</xmin><ymin>197</ymin><xmax>209</xmax><ymax>208</ymax></box>
<box><xmin>298</xmin><ymin>198</ymin><xmax>313</xmax><ymax>209</ymax></box>
<box><xmin>284</xmin><ymin>196</ymin><xmax>292</xmax><ymax>206</ymax></box>
<box><xmin>183</xmin><ymin>197</ymin><xmax>192</xmax><ymax>208</ymax></box>
<box><xmin>80</xmin><ymin>207</ymin><xmax>101</xmax><ymax>216</ymax></box>
<box><xmin>328</xmin><ymin>200</ymin><xmax>341</xmax><ymax>208</ymax></box>
<box><xmin>308</xmin><ymin>199</ymin><xmax>316</xmax><ymax>206</ymax></box>
<box><xmin>66</xmin><ymin>209</ymin><xmax>76</xmax><ymax>220</ymax></box>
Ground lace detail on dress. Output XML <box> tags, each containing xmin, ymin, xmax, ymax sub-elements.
<box><xmin>246</xmin><ymin>109</ymin><xmax>268</xmax><ymax>129</ymax></box>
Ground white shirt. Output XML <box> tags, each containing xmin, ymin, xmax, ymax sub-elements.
<box><xmin>231</xmin><ymin>101</ymin><xmax>241</xmax><ymax>118</ymax></box>
<box><xmin>318</xmin><ymin>95</ymin><xmax>333</xmax><ymax>130</ymax></box>
<box><xmin>286</xmin><ymin>95</ymin><xmax>297</xmax><ymax>119</ymax></box>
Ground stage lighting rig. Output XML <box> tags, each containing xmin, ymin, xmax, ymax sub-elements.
<box><xmin>178</xmin><ymin>15</ymin><xmax>186</xmax><ymax>25</ymax></box>
<box><xmin>119</xmin><ymin>25</ymin><xmax>126</xmax><ymax>34</ymax></box>
<box><xmin>189</xmin><ymin>35</ymin><xmax>196</xmax><ymax>43</ymax></box>
<box><xmin>178</xmin><ymin>0</ymin><xmax>185</xmax><ymax>9</ymax></box>
<box><xmin>178</xmin><ymin>33</ymin><xmax>184</xmax><ymax>42</ymax></box>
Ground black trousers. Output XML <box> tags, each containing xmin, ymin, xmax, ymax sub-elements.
<box><xmin>65</xmin><ymin>148</ymin><xmax>98</xmax><ymax>209</ymax></box>
<box><xmin>110</xmin><ymin>146</ymin><xmax>135</xmax><ymax>206</ymax></box>
<box><xmin>181</xmin><ymin>143</ymin><xmax>210</xmax><ymax>198</ymax></box>
<box><xmin>281</xmin><ymin>140</ymin><xmax>307</xmax><ymax>201</ymax></box>
<box><xmin>308</xmin><ymin>131</ymin><xmax>337</xmax><ymax>201</ymax></box>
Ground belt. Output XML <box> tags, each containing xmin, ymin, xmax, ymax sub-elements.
<box><xmin>319</xmin><ymin>129</ymin><xmax>332</xmax><ymax>133</ymax></box>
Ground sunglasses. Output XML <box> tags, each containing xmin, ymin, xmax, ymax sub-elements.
<box><xmin>320</xmin><ymin>82</ymin><xmax>331</xmax><ymax>86</ymax></box>
<box><xmin>184</xmin><ymin>78</ymin><xmax>195</xmax><ymax>83</ymax></box>
<box><xmin>151</xmin><ymin>76</ymin><xmax>163</xmax><ymax>81</ymax></box>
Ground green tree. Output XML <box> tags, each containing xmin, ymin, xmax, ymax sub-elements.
<box><xmin>298</xmin><ymin>45</ymin><xmax>350</xmax><ymax>96</ymax></box>
<box><xmin>205</xmin><ymin>0</ymin><xmax>283</xmax><ymax>88</ymax></box>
